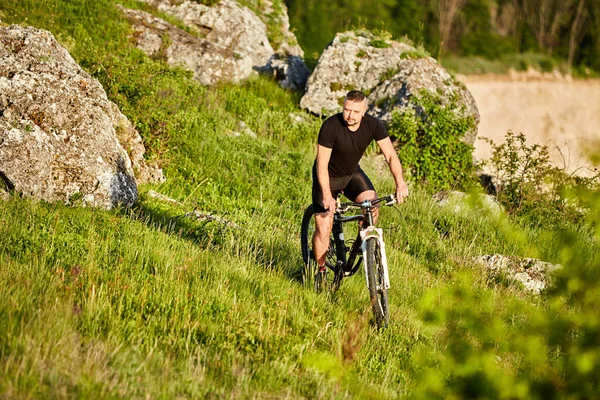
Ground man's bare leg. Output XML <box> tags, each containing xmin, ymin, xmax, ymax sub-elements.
<box><xmin>355</xmin><ymin>190</ymin><xmax>379</xmax><ymax>224</ymax></box>
<box><xmin>312</xmin><ymin>211</ymin><xmax>334</xmax><ymax>270</ymax></box>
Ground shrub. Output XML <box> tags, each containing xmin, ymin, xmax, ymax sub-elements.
<box><xmin>369</xmin><ymin>38</ymin><xmax>389</xmax><ymax>49</ymax></box>
<box><xmin>483</xmin><ymin>131</ymin><xmax>600</xmax><ymax>228</ymax></box>
<box><xmin>388</xmin><ymin>90</ymin><xmax>476</xmax><ymax>191</ymax></box>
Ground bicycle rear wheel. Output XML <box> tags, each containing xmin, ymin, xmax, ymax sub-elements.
<box><xmin>300</xmin><ymin>205</ymin><xmax>341</xmax><ymax>293</ymax></box>
<box><xmin>365</xmin><ymin>237</ymin><xmax>389</xmax><ymax>328</ymax></box>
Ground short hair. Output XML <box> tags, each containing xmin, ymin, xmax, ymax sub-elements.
<box><xmin>345</xmin><ymin>90</ymin><xmax>366</xmax><ymax>103</ymax></box>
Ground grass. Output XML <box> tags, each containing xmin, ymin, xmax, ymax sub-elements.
<box><xmin>2</xmin><ymin>0</ymin><xmax>600</xmax><ymax>398</ymax></box>
<box><xmin>441</xmin><ymin>53</ymin><xmax>600</xmax><ymax>79</ymax></box>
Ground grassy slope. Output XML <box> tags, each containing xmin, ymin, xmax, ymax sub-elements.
<box><xmin>1</xmin><ymin>1</ymin><xmax>600</xmax><ymax>398</ymax></box>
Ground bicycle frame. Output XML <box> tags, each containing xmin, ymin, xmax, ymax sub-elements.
<box><xmin>331</xmin><ymin>196</ymin><xmax>394</xmax><ymax>285</ymax></box>
<box><xmin>331</xmin><ymin>212</ymin><xmax>364</xmax><ymax>275</ymax></box>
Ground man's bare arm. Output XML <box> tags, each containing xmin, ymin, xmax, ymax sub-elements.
<box><xmin>315</xmin><ymin>144</ymin><xmax>336</xmax><ymax>213</ymax></box>
<box><xmin>377</xmin><ymin>137</ymin><xmax>409</xmax><ymax>203</ymax></box>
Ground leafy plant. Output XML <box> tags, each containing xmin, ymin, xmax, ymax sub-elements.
<box><xmin>388</xmin><ymin>90</ymin><xmax>476</xmax><ymax>191</ymax></box>
<box><xmin>378</xmin><ymin>68</ymin><xmax>399</xmax><ymax>83</ymax></box>
<box><xmin>483</xmin><ymin>132</ymin><xmax>600</xmax><ymax>228</ymax></box>
<box><xmin>369</xmin><ymin>38</ymin><xmax>389</xmax><ymax>49</ymax></box>
<box><xmin>330</xmin><ymin>82</ymin><xmax>343</xmax><ymax>92</ymax></box>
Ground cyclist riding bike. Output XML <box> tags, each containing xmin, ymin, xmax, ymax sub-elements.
<box><xmin>312</xmin><ymin>90</ymin><xmax>409</xmax><ymax>278</ymax></box>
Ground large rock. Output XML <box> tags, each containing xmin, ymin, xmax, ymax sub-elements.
<box><xmin>134</xmin><ymin>0</ymin><xmax>309</xmax><ymax>90</ymax></box>
<box><xmin>264</xmin><ymin>53</ymin><xmax>309</xmax><ymax>91</ymax></box>
<box><xmin>476</xmin><ymin>254</ymin><xmax>562</xmax><ymax>294</ymax></box>
<box><xmin>0</xmin><ymin>25</ymin><xmax>159</xmax><ymax>208</ymax></box>
<box><xmin>300</xmin><ymin>31</ymin><xmax>479</xmax><ymax>144</ymax></box>
<box><xmin>257</xmin><ymin>0</ymin><xmax>309</xmax><ymax>90</ymax></box>
<box><xmin>118</xmin><ymin>6</ymin><xmax>253</xmax><ymax>86</ymax></box>
<box><xmin>139</xmin><ymin>0</ymin><xmax>273</xmax><ymax>68</ymax></box>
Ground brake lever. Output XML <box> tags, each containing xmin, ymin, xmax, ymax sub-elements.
<box><xmin>385</xmin><ymin>194</ymin><xmax>396</xmax><ymax>206</ymax></box>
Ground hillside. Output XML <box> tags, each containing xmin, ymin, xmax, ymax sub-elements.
<box><xmin>2</xmin><ymin>1</ymin><xmax>600</xmax><ymax>398</ymax></box>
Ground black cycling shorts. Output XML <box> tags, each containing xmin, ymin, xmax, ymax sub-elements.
<box><xmin>312</xmin><ymin>164</ymin><xmax>375</xmax><ymax>213</ymax></box>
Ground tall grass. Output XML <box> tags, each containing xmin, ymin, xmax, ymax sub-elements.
<box><xmin>441</xmin><ymin>53</ymin><xmax>600</xmax><ymax>78</ymax></box>
<box><xmin>2</xmin><ymin>0</ymin><xmax>600</xmax><ymax>397</ymax></box>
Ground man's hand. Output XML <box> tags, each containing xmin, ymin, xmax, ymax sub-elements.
<box><xmin>322</xmin><ymin>196</ymin><xmax>337</xmax><ymax>214</ymax></box>
<box><xmin>395</xmin><ymin>181</ymin><xmax>409</xmax><ymax>204</ymax></box>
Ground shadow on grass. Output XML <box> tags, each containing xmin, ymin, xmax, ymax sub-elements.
<box><xmin>124</xmin><ymin>200</ymin><xmax>231</xmax><ymax>249</ymax></box>
<box><xmin>123</xmin><ymin>198</ymin><xmax>308</xmax><ymax>285</ymax></box>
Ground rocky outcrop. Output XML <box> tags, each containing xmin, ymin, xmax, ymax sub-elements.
<box><xmin>476</xmin><ymin>254</ymin><xmax>562</xmax><ymax>294</ymax></box>
<box><xmin>139</xmin><ymin>0</ymin><xmax>273</xmax><ymax>68</ymax></box>
<box><xmin>300</xmin><ymin>31</ymin><xmax>479</xmax><ymax>144</ymax></box>
<box><xmin>108</xmin><ymin>101</ymin><xmax>165</xmax><ymax>185</ymax></box>
<box><xmin>118</xmin><ymin>6</ymin><xmax>253</xmax><ymax>85</ymax></box>
<box><xmin>130</xmin><ymin>0</ymin><xmax>308</xmax><ymax>90</ymax></box>
<box><xmin>256</xmin><ymin>0</ymin><xmax>309</xmax><ymax>90</ymax></box>
<box><xmin>0</xmin><ymin>25</ymin><xmax>161</xmax><ymax>208</ymax></box>
<box><xmin>264</xmin><ymin>53</ymin><xmax>309</xmax><ymax>91</ymax></box>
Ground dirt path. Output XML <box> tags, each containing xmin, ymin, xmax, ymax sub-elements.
<box><xmin>461</xmin><ymin>74</ymin><xmax>600</xmax><ymax>176</ymax></box>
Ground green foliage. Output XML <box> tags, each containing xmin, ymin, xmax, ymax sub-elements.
<box><xmin>442</xmin><ymin>53</ymin><xmax>573</xmax><ymax>76</ymax></box>
<box><xmin>458</xmin><ymin>0</ymin><xmax>517</xmax><ymax>60</ymax></box>
<box><xmin>407</xmin><ymin>192</ymin><xmax>600</xmax><ymax>398</ymax></box>
<box><xmin>330</xmin><ymin>82</ymin><xmax>343</xmax><ymax>92</ymax></box>
<box><xmin>286</xmin><ymin>0</ymin><xmax>600</xmax><ymax>76</ymax></box>
<box><xmin>369</xmin><ymin>38</ymin><xmax>390</xmax><ymax>49</ymax></box>
<box><xmin>399</xmin><ymin>50</ymin><xmax>426</xmax><ymax>60</ymax></box>
<box><xmin>484</xmin><ymin>132</ymin><xmax>600</xmax><ymax>229</ymax></box>
<box><xmin>378</xmin><ymin>68</ymin><xmax>398</xmax><ymax>83</ymax></box>
<box><xmin>388</xmin><ymin>90</ymin><xmax>476</xmax><ymax>191</ymax></box>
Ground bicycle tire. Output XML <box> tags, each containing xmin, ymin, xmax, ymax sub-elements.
<box><xmin>365</xmin><ymin>237</ymin><xmax>389</xmax><ymax>328</ymax></box>
<box><xmin>300</xmin><ymin>205</ymin><xmax>341</xmax><ymax>293</ymax></box>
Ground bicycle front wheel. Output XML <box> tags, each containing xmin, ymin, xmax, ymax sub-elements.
<box><xmin>300</xmin><ymin>205</ymin><xmax>341</xmax><ymax>293</ymax></box>
<box><xmin>365</xmin><ymin>237</ymin><xmax>389</xmax><ymax>328</ymax></box>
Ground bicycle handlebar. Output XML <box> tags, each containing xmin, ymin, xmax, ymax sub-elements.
<box><xmin>336</xmin><ymin>194</ymin><xmax>396</xmax><ymax>213</ymax></box>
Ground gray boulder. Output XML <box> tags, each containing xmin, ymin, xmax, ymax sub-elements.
<box><xmin>118</xmin><ymin>6</ymin><xmax>253</xmax><ymax>86</ymax></box>
<box><xmin>139</xmin><ymin>0</ymin><xmax>273</xmax><ymax>68</ymax></box>
<box><xmin>0</xmin><ymin>25</ymin><xmax>159</xmax><ymax>208</ymax></box>
<box><xmin>135</xmin><ymin>0</ymin><xmax>309</xmax><ymax>90</ymax></box>
<box><xmin>300</xmin><ymin>31</ymin><xmax>479</xmax><ymax>144</ymax></box>
<box><xmin>264</xmin><ymin>53</ymin><xmax>309</xmax><ymax>91</ymax></box>
<box><xmin>476</xmin><ymin>254</ymin><xmax>562</xmax><ymax>294</ymax></box>
<box><xmin>257</xmin><ymin>0</ymin><xmax>309</xmax><ymax>90</ymax></box>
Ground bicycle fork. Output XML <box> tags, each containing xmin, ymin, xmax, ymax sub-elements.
<box><xmin>360</xmin><ymin>226</ymin><xmax>391</xmax><ymax>290</ymax></box>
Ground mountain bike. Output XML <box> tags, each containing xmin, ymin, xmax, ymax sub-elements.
<box><xmin>300</xmin><ymin>195</ymin><xmax>396</xmax><ymax>328</ymax></box>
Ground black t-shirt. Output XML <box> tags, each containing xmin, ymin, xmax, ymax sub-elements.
<box><xmin>317</xmin><ymin>113</ymin><xmax>389</xmax><ymax>178</ymax></box>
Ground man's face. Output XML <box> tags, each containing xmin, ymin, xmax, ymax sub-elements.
<box><xmin>342</xmin><ymin>99</ymin><xmax>367</xmax><ymax>128</ymax></box>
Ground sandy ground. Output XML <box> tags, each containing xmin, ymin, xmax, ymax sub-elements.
<box><xmin>460</xmin><ymin>73</ymin><xmax>600</xmax><ymax>176</ymax></box>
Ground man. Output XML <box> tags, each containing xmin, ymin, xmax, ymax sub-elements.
<box><xmin>312</xmin><ymin>90</ymin><xmax>409</xmax><ymax>274</ymax></box>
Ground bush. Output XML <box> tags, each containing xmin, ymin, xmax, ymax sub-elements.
<box><xmin>388</xmin><ymin>90</ymin><xmax>477</xmax><ymax>191</ymax></box>
<box><xmin>483</xmin><ymin>131</ymin><xmax>600</xmax><ymax>228</ymax></box>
